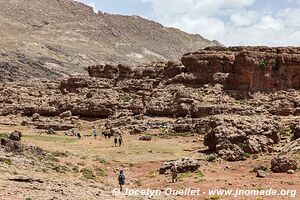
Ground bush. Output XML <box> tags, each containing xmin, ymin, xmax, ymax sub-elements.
<box><xmin>207</xmin><ymin>154</ymin><xmax>218</xmax><ymax>162</ymax></box>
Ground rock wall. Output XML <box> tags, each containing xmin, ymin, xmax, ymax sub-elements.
<box><xmin>182</xmin><ymin>46</ymin><xmax>300</xmax><ymax>91</ymax></box>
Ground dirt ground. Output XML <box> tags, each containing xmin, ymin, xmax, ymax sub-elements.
<box><xmin>0</xmin><ymin>118</ymin><xmax>299</xmax><ymax>200</ymax></box>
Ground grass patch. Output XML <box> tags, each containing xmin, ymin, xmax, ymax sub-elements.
<box><xmin>241</xmin><ymin>152</ymin><xmax>251</xmax><ymax>160</ymax></box>
<box><xmin>207</xmin><ymin>154</ymin><xmax>218</xmax><ymax>162</ymax></box>
<box><xmin>0</xmin><ymin>157</ymin><xmax>12</xmax><ymax>165</ymax></box>
<box><xmin>0</xmin><ymin>133</ymin><xmax>8</xmax><ymax>139</ymax></box>
<box><xmin>52</xmin><ymin>151</ymin><xmax>69</xmax><ymax>157</ymax></box>
<box><xmin>178</xmin><ymin>172</ymin><xmax>192</xmax><ymax>179</ymax></box>
<box><xmin>95</xmin><ymin>167</ymin><xmax>107</xmax><ymax>177</ymax></box>
<box><xmin>147</xmin><ymin>170</ymin><xmax>157</xmax><ymax>178</ymax></box>
<box><xmin>95</xmin><ymin>156</ymin><xmax>108</xmax><ymax>164</ymax></box>
<box><xmin>24</xmin><ymin>135</ymin><xmax>76</xmax><ymax>144</ymax></box>
<box><xmin>80</xmin><ymin>168</ymin><xmax>96</xmax><ymax>180</ymax></box>
<box><xmin>196</xmin><ymin>171</ymin><xmax>205</xmax><ymax>178</ymax></box>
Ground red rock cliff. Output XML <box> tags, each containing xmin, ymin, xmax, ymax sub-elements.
<box><xmin>182</xmin><ymin>46</ymin><xmax>300</xmax><ymax>91</ymax></box>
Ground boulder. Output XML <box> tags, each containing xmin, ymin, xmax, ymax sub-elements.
<box><xmin>271</xmin><ymin>157</ymin><xmax>298</xmax><ymax>173</ymax></box>
<box><xmin>59</xmin><ymin>110</ymin><xmax>72</xmax><ymax>118</ymax></box>
<box><xmin>292</xmin><ymin>125</ymin><xmax>300</xmax><ymax>140</ymax></box>
<box><xmin>139</xmin><ymin>135</ymin><xmax>152</xmax><ymax>141</ymax></box>
<box><xmin>130</xmin><ymin>125</ymin><xmax>147</xmax><ymax>135</ymax></box>
<box><xmin>244</xmin><ymin>135</ymin><xmax>274</xmax><ymax>154</ymax></box>
<box><xmin>1</xmin><ymin>138</ymin><xmax>23</xmax><ymax>153</ymax></box>
<box><xmin>159</xmin><ymin>157</ymin><xmax>200</xmax><ymax>174</ymax></box>
<box><xmin>256</xmin><ymin>170</ymin><xmax>267</xmax><ymax>178</ymax></box>
<box><xmin>32</xmin><ymin>113</ymin><xmax>40</xmax><ymax>121</ymax></box>
<box><xmin>9</xmin><ymin>131</ymin><xmax>22</xmax><ymax>141</ymax></box>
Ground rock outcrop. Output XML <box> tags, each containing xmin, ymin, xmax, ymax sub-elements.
<box><xmin>203</xmin><ymin>115</ymin><xmax>281</xmax><ymax>161</ymax></box>
<box><xmin>182</xmin><ymin>46</ymin><xmax>300</xmax><ymax>91</ymax></box>
<box><xmin>159</xmin><ymin>158</ymin><xmax>200</xmax><ymax>174</ymax></box>
<box><xmin>271</xmin><ymin>157</ymin><xmax>298</xmax><ymax>173</ymax></box>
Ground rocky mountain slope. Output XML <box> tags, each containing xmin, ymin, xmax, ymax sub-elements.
<box><xmin>0</xmin><ymin>0</ymin><xmax>220</xmax><ymax>81</ymax></box>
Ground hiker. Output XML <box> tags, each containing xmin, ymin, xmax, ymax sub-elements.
<box><xmin>118</xmin><ymin>170</ymin><xmax>126</xmax><ymax>192</ymax></box>
<box><xmin>77</xmin><ymin>132</ymin><xmax>81</xmax><ymax>139</ymax></box>
<box><xmin>114</xmin><ymin>137</ymin><xmax>118</xmax><ymax>147</ymax></box>
<box><xmin>92</xmin><ymin>127</ymin><xmax>97</xmax><ymax>139</ymax></box>
<box><xmin>118</xmin><ymin>136</ymin><xmax>123</xmax><ymax>147</ymax></box>
<box><xmin>171</xmin><ymin>163</ymin><xmax>179</xmax><ymax>183</ymax></box>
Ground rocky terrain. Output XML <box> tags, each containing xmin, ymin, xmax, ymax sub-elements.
<box><xmin>1</xmin><ymin>46</ymin><xmax>300</xmax><ymax>160</ymax></box>
<box><xmin>1</xmin><ymin>42</ymin><xmax>300</xmax><ymax>198</ymax></box>
<box><xmin>0</xmin><ymin>0</ymin><xmax>220</xmax><ymax>81</ymax></box>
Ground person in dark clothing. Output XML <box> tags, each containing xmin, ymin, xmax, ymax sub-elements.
<box><xmin>114</xmin><ymin>137</ymin><xmax>118</xmax><ymax>147</ymax></box>
<box><xmin>118</xmin><ymin>170</ymin><xmax>125</xmax><ymax>192</ymax></box>
<box><xmin>118</xmin><ymin>136</ymin><xmax>123</xmax><ymax>147</ymax></box>
<box><xmin>77</xmin><ymin>132</ymin><xmax>81</xmax><ymax>139</ymax></box>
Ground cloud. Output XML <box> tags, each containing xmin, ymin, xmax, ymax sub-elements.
<box><xmin>139</xmin><ymin>0</ymin><xmax>300</xmax><ymax>46</ymax></box>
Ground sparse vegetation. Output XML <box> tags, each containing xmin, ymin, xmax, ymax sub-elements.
<box><xmin>207</xmin><ymin>154</ymin><xmax>218</xmax><ymax>162</ymax></box>
<box><xmin>196</xmin><ymin>171</ymin><xmax>205</xmax><ymax>178</ymax></box>
<box><xmin>241</xmin><ymin>152</ymin><xmax>251</xmax><ymax>160</ymax></box>
<box><xmin>52</xmin><ymin>151</ymin><xmax>69</xmax><ymax>157</ymax></box>
<box><xmin>95</xmin><ymin>156</ymin><xmax>108</xmax><ymax>164</ymax></box>
<box><xmin>0</xmin><ymin>157</ymin><xmax>12</xmax><ymax>165</ymax></box>
<box><xmin>259</xmin><ymin>60</ymin><xmax>267</xmax><ymax>70</ymax></box>
<box><xmin>95</xmin><ymin>167</ymin><xmax>107</xmax><ymax>177</ymax></box>
<box><xmin>24</xmin><ymin>135</ymin><xmax>76</xmax><ymax>144</ymax></box>
<box><xmin>272</xmin><ymin>59</ymin><xmax>280</xmax><ymax>71</ymax></box>
<box><xmin>80</xmin><ymin>168</ymin><xmax>96</xmax><ymax>180</ymax></box>
<box><xmin>0</xmin><ymin>133</ymin><xmax>8</xmax><ymax>139</ymax></box>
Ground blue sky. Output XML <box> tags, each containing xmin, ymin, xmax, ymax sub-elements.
<box><xmin>77</xmin><ymin>0</ymin><xmax>300</xmax><ymax>46</ymax></box>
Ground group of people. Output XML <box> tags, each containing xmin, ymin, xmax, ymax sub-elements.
<box><xmin>92</xmin><ymin>126</ymin><xmax>124</xmax><ymax>147</ymax></box>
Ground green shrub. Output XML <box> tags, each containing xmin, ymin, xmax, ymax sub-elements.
<box><xmin>95</xmin><ymin>167</ymin><xmax>107</xmax><ymax>177</ymax></box>
<box><xmin>259</xmin><ymin>60</ymin><xmax>267</xmax><ymax>70</ymax></box>
<box><xmin>80</xmin><ymin>168</ymin><xmax>96</xmax><ymax>179</ymax></box>
<box><xmin>207</xmin><ymin>154</ymin><xmax>218</xmax><ymax>162</ymax></box>
<box><xmin>95</xmin><ymin>156</ymin><xmax>108</xmax><ymax>164</ymax></box>
<box><xmin>272</xmin><ymin>59</ymin><xmax>280</xmax><ymax>71</ymax></box>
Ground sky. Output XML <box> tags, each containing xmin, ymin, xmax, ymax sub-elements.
<box><xmin>76</xmin><ymin>0</ymin><xmax>300</xmax><ymax>46</ymax></box>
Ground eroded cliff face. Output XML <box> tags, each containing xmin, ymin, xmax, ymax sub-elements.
<box><xmin>1</xmin><ymin>47</ymin><xmax>300</xmax><ymax>119</ymax></box>
<box><xmin>182</xmin><ymin>46</ymin><xmax>300</xmax><ymax>91</ymax></box>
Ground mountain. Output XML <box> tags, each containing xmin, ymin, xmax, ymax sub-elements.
<box><xmin>0</xmin><ymin>0</ymin><xmax>221</xmax><ymax>81</ymax></box>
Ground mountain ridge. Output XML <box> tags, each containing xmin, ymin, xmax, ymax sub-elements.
<box><xmin>0</xmin><ymin>0</ymin><xmax>221</xmax><ymax>81</ymax></box>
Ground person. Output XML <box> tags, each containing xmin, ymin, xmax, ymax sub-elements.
<box><xmin>92</xmin><ymin>127</ymin><xmax>97</xmax><ymax>139</ymax></box>
<box><xmin>171</xmin><ymin>163</ymin><xmax>179</xmax><ymax>183</ymax></box>
<box><xmin>77</xmin><ymin>132</ymin><xmax>81</xmax><ymax>139</ymax></box>
<box><xmin>118</xmin><ymin>136</ymin><xmax>123</xmax><ymax>147</ymax></box>
<box><xmin>114</xmin><ymin>137</ymin><xmax>118</xmax><ymax>147</ymax></box>
<box><xmin>118</xmin><ymin>170</ymin><xmax>125</xmax><ymax>192</ymax></box>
